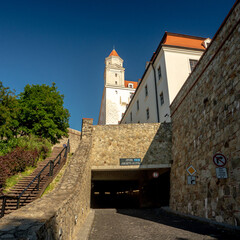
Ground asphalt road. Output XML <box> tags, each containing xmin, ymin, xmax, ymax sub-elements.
<box><xmin>88</xmin><ymin>209</ymin><xmax>239</xmax><ymax>240</ymax></box>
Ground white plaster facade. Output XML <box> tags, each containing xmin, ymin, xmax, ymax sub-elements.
<box><xmin>98</xmin><ymin>50</ymin><xmax>137</xmax><ymax>125</ymax></box>
<box><xmin>121</xmin><ymin>33</ymin><xmax>209</xmax><ymax>124</ymax></box>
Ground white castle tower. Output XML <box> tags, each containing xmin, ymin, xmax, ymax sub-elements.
<box><xmin>98</xmin><ymin>49</ymin><xmax>137</xmax><ymax>125</ymax></box>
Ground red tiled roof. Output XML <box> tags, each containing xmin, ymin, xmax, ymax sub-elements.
<box><xmin>109</xmin><ymin>49</ymin><xmax>119</xmax><ymax>57</ymax></box>
<box><xmin>163</xmin><ymin>33</ymin><xmax>206</xmax><ymax>50</ymax></box>
<box><xmin>124</xmin><ymin>81</ymin><xmax>138</xmax><ymax>89</ymax></box>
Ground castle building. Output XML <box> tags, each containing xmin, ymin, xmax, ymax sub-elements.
<box><xmin>98</xmin><ymin>49</ymin><xmax>137</xmax><ymax>125</ymax></box>
<box><xmin>120</xmin><ymin>32</ymin><xmax>211</xmax><ymax>124</ymax></box>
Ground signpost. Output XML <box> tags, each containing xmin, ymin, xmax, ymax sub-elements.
<box><xmin>186</xmin><ymin>165</ymin><xmax>197</xmax><ymax>185</ymax></box>
<box><xmin>187</xmin><ymin>165</ymin><xmax>196</xmax><ymax>176</ymax></box>
<box><xmin>216</xmin><ymin>167</ymin><xmax>228</xmax><ymax>179</ymax></box>
<box><xmin>213</xmin><ymin>153</ymin><xmax>228</xmax><ymax>179</ymax></box>
<box><xmin>187</xmin><ymin>176</ymin><xmax>196</xmax><ymax>185</ymax></box>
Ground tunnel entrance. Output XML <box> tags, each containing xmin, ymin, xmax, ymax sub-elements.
<box><xmin>91</xmin><ymin>169</ymin><xmax>170</xmax><ymax>209</ymax></box>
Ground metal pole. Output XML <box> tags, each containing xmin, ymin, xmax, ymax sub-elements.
<box><xmin>37</xmin><ymin>174</ymin><xmax>41</xmax><ymax>190</ymax></box>
<box><xmin>58</xmin><ymin>154</ymin><xmax>61</xmax><ymax>165</ymax></box>
<box><xmin>1</xmin><ymin>196</ymin><xmax>7</xmax><ymax>218</ymax></box>
<box><xmin>16</xmin><ymin>197</ymin><xmax>20</xmax><ymax>209</ymax></box>
<box><xmin>49</xmin><ymin>161</ymin><xmax>54</xmax><ymax>176</ymax></box>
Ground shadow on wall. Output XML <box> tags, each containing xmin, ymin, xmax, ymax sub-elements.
<box><xmin>141</xmin><ymin>122</ymin><xmax>172</xmax><ymax>166</ymax></box>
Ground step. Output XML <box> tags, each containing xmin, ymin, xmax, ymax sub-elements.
<box><xmin>0</xmin><ymin>147</ymin><xmax>66</xmax><ymax>217</ymax></box>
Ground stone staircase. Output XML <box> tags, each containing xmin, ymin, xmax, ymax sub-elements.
<box><xmin>0</xmin><ymin>145</ymin><xmax>68</xmax><ymax>217</ymax></box>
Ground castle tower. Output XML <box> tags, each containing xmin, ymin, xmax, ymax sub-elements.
<box><xmin>98</xmin><ymin>49</ymin><xmax>137</xmax><ymax>125</ymax></box>
<box><xmin>104</xmin><ymin>49</ymin><xmax>125</xmax><ymax>87</ymax></box>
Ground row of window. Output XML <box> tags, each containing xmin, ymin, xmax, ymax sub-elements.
<box><xmin>142</xmin><ymin>85</ymin><xmax>165</xmax><ymax>106</ymax></box>
<box><xmin>127</xmin><ymin>59</ymin><xmax>198</xmax><ymax>123</ymax></box>
<box><xmin>156</xmin><ymin>59</ymin><xmax>197</xmax><ymax>80</ymax></box>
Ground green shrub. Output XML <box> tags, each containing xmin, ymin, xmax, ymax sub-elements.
<box><xmin>0</xmin><ymin>147</ymin><xmax>39</xmax><ymax>193</ymax></box>
<box><xmin>0</xmin><ymin>135</ymin><xmax>52</xmax><ymax>157</ymax></box>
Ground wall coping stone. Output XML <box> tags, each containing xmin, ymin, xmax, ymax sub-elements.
<box><xmin>0</xmin><ymin>136</ymin><xmax>92</xmax><ymax>239</ymax></box>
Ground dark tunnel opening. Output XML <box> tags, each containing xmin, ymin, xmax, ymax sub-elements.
<box><xmin>91</xmin><ymin>170</ymin><xmax>170</xmax><ymax>209</ymax></box>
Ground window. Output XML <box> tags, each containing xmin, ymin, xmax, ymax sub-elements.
<box><xmin>158</xmin><ymin>66</ymin><xmax>162</xmax><ymax>79</ymax></box>
<box><xmin>115</xmin><ymin>81</ymin><xmax>117</xmax><ymax>85</ymax></box>
<box><xmin>115</xmin><ymin>90</ymin><xmax>118</xmax><ymax>94</ymax></box>
<box><xmin>160</xmin><ymin>92</ymin><xmax>164</xmax><ymax>105</ymax></box>
<box><xmin>146</xmin><ymin>108</ymin><xmax>149</xmax><ymax>120</ymax></box>
<box><xmin>189</xmin><ymin>59</ymin><xmax>198</xmax><ymax>72</ymax></box>
<box><xmin>145</xmin><ymin>85</ymin><xmax>148</xmax><ymax>97</ymax></box>
<box><xmin>115</xmin><ymin>73</ymin><xmax>117</xmax><ymax>77</ymax></box>
<box><xmin>137</xmin><ymin>100</ymin><xmax>139</xmax><ymax>111</ymax></box>
<box><xmin>130</xmin><ymin>112</ymin><xmax>132</xmax><ymax>122</ymax></box>
<box><xmin>128</xmin><ymin>83</ymin><xmax>133</xmax><ymax>88</ymax></box>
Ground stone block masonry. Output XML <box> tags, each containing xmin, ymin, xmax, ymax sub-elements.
<box><xmin>0</xmin><ymin>121</ymin><xmax>93</xmax><ymax>239</ymax></box>
<box><xmin>170</xmin><ymin>1</ymin><xmax>240</xmax><ymax>226</ymax></box>
<box><xmin>54</xmin><ymin>128</ymin><xmax>81</xmax><ymax>154</ymax></box>
<box><xmin>89</xmin><ymin>122</ymin><xmax>172</xmax><ymax>170</ymax></box>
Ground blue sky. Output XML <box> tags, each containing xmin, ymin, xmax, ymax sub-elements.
<box><xmin>0</xmin><ymin>0</ymin><xmax>235</xmax><ymax>130</ymax></box>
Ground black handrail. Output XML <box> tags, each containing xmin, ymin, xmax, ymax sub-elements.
<box><xmin>0</xmin><ymin>139</ymin><xmax>70</xmax><ymax>217</ymax></box>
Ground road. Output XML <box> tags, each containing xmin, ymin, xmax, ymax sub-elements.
<box><xmin>89</xmin><ymin>209</ymin><xmax>239</xmax><ymax>240</ymax></box>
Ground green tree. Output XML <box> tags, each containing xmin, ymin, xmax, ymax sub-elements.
<box><xmin>18</xmin><ymin>83</ymin><xmax>70</xmax><ymax>144</ymax></box>
<box><xmin>0</xmin><ymin>81</ymin><xmax>19</xmax><ymax>140</ymax></box>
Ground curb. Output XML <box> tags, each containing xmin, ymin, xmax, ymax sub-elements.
<box><xmin>73</xmin><ymin>209</ymin><xmax>95</xmax><ymax>240</ymax></box>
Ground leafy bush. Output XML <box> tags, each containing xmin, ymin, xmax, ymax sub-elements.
<box><xmin>0</xmin><ymin>135</ymin><xmax>52</xmax><ymax>194</ymax></box>
<box><xmin>0</xmin><ymin>134</ymin><xmax>52</xmax><ymax>157</ymax></box>
<box><xmin>0</xmin><ymin>147</ymin><xmax>39</xmax><ymax>193</ymax></box>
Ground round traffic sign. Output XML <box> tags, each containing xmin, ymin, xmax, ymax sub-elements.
<box><xmin>153</xmin><ymin>172</ymin><xmax>159</xmax><ymax>178</ymax></box>
<box><xmin>213</xmin><ymin>153</ymin><xmax>227</xmax><ymax>167</ymax></box>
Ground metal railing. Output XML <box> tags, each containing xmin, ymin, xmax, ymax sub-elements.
<box><xmin>0</xmin><ymin>139</ymin><xmax>70</xmax><ymax>218</ymax></box>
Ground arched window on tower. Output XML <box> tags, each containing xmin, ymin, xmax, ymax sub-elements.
<box><xmin>128</xmin><ymin>83</ymin><xmax>133</xmax><ymax>88</ymax></box>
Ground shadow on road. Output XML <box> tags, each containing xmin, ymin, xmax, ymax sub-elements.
<box><xmin>116</xmin><ymin>208</ymin><xmax>239</xmax><ymax>240</ymax></box>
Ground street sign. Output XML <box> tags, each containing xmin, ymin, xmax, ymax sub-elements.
<box><xmin>187</xmin><ymin>165</ymin><xmax>196</xmax><ymax>176</ymax></box>
<box><xmin>213</xmin><ymin>153</ymin><xmax>227</xmax><ymax>167</ymax></box>
<box><xmin>153</xmin><ymin>172</ymin><xmax>159</xmax><ymax>178</ymax></box>
<box><xmin>187</xmin><ymin>176</ymin><xmax>196</xmax><ymax>185</ymax></box>
<box><xmin>120</xmin><ymin>158</ymin><xmax>141</xmax><ymax>166</ymax></box>
<box><xmin>216</xmin><ymin>167</ymin><xmax>228</xmax><ymax>179</ymax></box>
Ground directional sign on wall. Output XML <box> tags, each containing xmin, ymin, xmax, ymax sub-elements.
<box><xmin>187</xmin><ymin>176</ymin><xmax>196</xmax><ymax>185</ymax></box>
<box><xmin>213</xmin><ymin>153</ymin><xmax>227</xmax><ymax>167</ymax></box>
<box><xmin>120</xmin><ymin>158</ymin><xmax>141</xmax><ymax>166</ymax></box>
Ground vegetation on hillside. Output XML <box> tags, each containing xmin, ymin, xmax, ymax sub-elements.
<box><xmin>0</xmin><ymin>81</ymin><xmax>70</xmax><ymax>194</ymax></box>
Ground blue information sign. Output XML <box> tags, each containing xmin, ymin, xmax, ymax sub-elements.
<box><xmin>120</xmin><ymin>158</ymin><xmax>141</xmax><ymax>166</ymax></box>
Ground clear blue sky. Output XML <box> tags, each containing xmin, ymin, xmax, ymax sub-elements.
<box><xmin>0</xmin><ymin>0</ymin><xmax>235</xmax><ymax>130</ymax></box>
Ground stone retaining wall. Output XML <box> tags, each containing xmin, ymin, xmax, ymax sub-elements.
<box><xmin>90</xmin><ymin>122</ymin><xmax>172</xmax><ymax>169</ymax></box>
<box><xmin>54</xmin><ymin>128</ymin><xmax>81</xmax><ymax>154</ymax></box>
<box><xmin>0</xmin><ymin>122</ymin><xmax>93</xmax><ymax>239</ymax></box>
<box><xmin>170</xmin><ymin>1</ymin><xmax>240</xmax><ymax>226</ymax></box>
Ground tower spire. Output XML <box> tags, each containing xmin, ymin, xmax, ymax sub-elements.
<box><xmin>109</xmin><ymin>49</ymin><xmax>119</xmax><ymax>57</ymax></box>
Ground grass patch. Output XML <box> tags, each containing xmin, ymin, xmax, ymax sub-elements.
<box><xmin>3</xmin><ymin>166</ymin><xmax>36</xmax><ymax>194</ymax></box>
<box><xmin>41</xmin><ymin>153</ymin><xmax>72</xmax><ymax>197</ymax></box>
